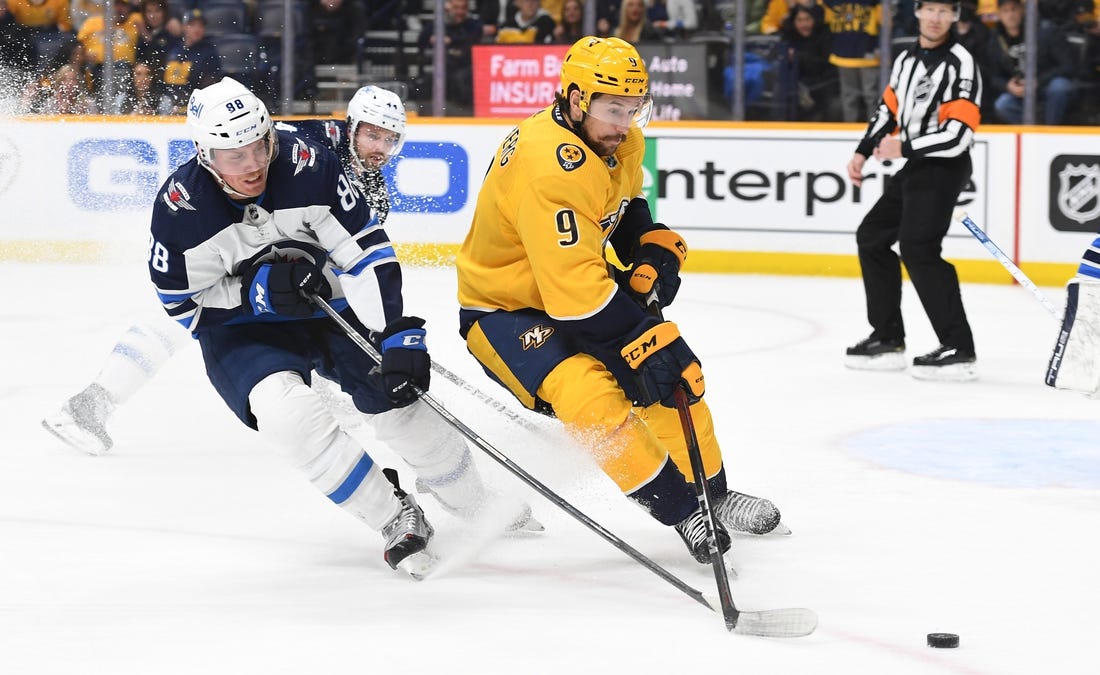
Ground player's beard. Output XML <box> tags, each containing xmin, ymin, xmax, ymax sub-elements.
<box><xmin>577</xmin><ymin>117</ymin><xmax>626</xmax><ymax>158</ymax></box>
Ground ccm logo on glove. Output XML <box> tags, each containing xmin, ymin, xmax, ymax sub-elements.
<box><xmin>621</xmin><ymin>319</ymin><xmax>704</xmax><ymax>407</ymax></box>
<box><xmin>627</xmin><ymin>228</ymin><xmax>687</xmax><ymax>308</ymax></box>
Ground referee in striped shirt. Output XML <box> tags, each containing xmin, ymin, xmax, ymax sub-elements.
<box><xmin>844</xmin><ymin>0</ymin><xmax>982</xmax><ymax>382</ymax></box>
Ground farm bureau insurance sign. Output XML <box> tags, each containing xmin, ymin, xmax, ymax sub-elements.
<box><xmin>472</xmin><ymin>43</ymin><xmax>708</xmax><ymax>120</ymax></box>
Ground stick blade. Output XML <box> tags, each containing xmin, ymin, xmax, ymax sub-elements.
<box><xmin>731</xmin><ymin>608</ymin><xmax>818</xmax><ymax>638</ymax></box>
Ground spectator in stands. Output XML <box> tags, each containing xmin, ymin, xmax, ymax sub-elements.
<box><xmin>0</xmin><ymin>0</ymin><xmax>31</xmax><ymax>74</ymax></box>
<box><xmin>553</xmin><ymin>0</ymin><xmax>585</xmax><ymax>42</ymax></box>
<box><xmin>69</xmin><ymin>0</ymin><xmax>99</xmax><ymax>33</ymax></box>
<box><xmin>76</xmin><ymin>0</ymin><xmax>142</xmax><ymax>92</ymax></box>
<box><xmin>780</xmin><ymin>3</ymin><xmax>837</xmax><ymax>121</ymax></box>
<box><xmin>160</xmin><ymin>9</ymin><xmax>221</xmax><ymax>113</ymax></box>
<box><xmin>113</xmin><ymin>58</ymin><xmax>157</xmax><ymax>112</ymax></box>
<box><xmin>954</xmin><ymin>0</ymin><xmax>995</xmax><ymax>120</ymax></box>
<box><xmin>41</xmin><ymin>62</ymin><xmax>96</xmax><ymax>112</ymax></box>
<box><xmin>1038</xmin><ymin>0</ymin><xmax>1081</xmax><ymax>30</ymax></box>
<box><xmin>8</xmin><ymin>0</ymin><xmax>73</xmax><ymax>74</ymax></box>
<box><xmin>987</xmin><ymin>0</ymin><xmax>1077</xmax><ymax>124</ymax></box>
<box><xmin>595</xmin><ymin>0</ymin><xmax>619</xmax><ymax>35</ymax></box>
<box><xmin>9</xmin><ymin>0</ymin><xmax>72</xmax><ymax>35</ymax></box>
<box><xmin>648</xmin><ymin>0</ymin><xmax>697</xmax><ymax>37</ymax></box>
<box><xmin>821</xmin><ymin>0</ymin><xmax>881</xmax><ymax>122</ymax></box>
<box><xmin>474</xmin><ymin>0</ymin><xmax>505</xmax><ymax>40</ymax></box>
<box><xmin>418</xmin><ymin>0</ymin><xmax>482</xmax><ymax>107</ymax></box>
<box><xmin>498</xmin><ymin>0</ymin><xmax>556</xmax><ymax>42</ymax></box>
<box><xmin>136</xmin><ymin>0</ymin><xmax>178</xmax><ymax>98</ymax></box>
<box><xmin>311</xmin><ymin>0</ymin><xmax>367</xmax><ymax>64</ymax></box>
<box><xmin>761</xmin><ymin>0</ymin><xmax>813</xmax><ymax>35</ymax></box>
<box><xmin>613</xmin><ymin>0</ymin><xmax>658</xmax><ymax>43</ymax></box>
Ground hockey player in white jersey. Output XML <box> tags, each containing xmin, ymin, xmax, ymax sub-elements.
<box><xmin>43</xmin><ymin>86</ymin><xmax>406</xmax><ymax>455</ymax></box>
<box><xmin>124</xmin><ymin>77</ymin><xmax>532</xmax><ymax>575</ymax></box>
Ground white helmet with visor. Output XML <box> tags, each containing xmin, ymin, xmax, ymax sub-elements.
<box><xmin>346</xmin><ymin>85</ymin><xmax>407</xmax><ymax>174</ymax></box>
<box><xmin>187</xmin><ymin>77</ymin><xmax>277</xmax><ymax>195</ymax></box>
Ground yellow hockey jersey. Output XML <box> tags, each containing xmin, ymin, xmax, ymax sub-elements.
<box><xmin>457</xmin><ymin>104</ymin><xmax>645</xmax><ymax>322</ymax></box>
<box><xmin>8</xmin><ymin>0</ymin><xmax>72</xmax><ymax>31</ymax></box>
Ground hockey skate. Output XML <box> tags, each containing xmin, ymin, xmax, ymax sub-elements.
<box><xmin>414</xmin><ymin>478</ymin><xmax>544</xmax><ymax>533</ymax></box>
<box><xmin>675</xmin><ymin>506</ymin><xmax>731</xmax><ymax>564</ymax></box>
<box><xmin>910</xmin><ymin>345</ymin><xmax>977</xmax><ymax>382</ymax></box>
<box><xmin>41</xmin><ymin>383</ymin><xmax>115</xmax><ymax>455</ymax></box>
<box><xmin>845</xmin><ymin>335</ymin><xmax>906</xmax><ymax>371</ymax></box>
<box><xmin>381</xmin><ymin>474</ymin><xmax>437</xmax><ymax>579</ymax></box>
<box><xmin>715</xmin><ymin>490</ymin><xmax>790</xmax><ymax>536</ymax></box>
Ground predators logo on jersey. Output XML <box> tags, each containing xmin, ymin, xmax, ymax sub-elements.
<box><xmin>519</xmin><ymin>324</ymin><xmax>555</xmax><ymax>350</ymax></box>
<box><xmin>556</xmin><ymin>143</ymin><xmax>586</xmax><ymax>171</ymax></box>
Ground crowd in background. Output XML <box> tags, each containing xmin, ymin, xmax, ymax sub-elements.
<box><xmin>0</xmin><ymin>0</ymin><xmax>1097</xmax><ymax>123</ymax></box>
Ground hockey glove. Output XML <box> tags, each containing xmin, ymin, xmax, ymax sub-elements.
<box><xmin>377</xmin><ymin>316</ymin><xmax>430</xmax><ymax>406</ymax></box>
<box><xmin>627</xmin><ymin>228</ymin><xmax>688</xmax><ymax>308</ymax></box>
<box><xmin>620</xmin><ymin>317</ymin><xmax>704</xmax><ymax>408</ymax></box>
<box><xmin>241</xmin><ymin>260</ymin><xmax>331</xmax><ymax>317</ymax></box>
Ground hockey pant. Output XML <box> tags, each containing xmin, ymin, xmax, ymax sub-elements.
<box><xmin>537</xmin><ymin>353</ymin><xmax>726</xmax><ymax>526</ymax></box>
<box><xmin>251</xmin><ymin>371</ymin><xmax>488</xmax><ymax>522</ymax></box>
<box><xmin>250</xmin><ymin>371</ymin><xmax>402</xmax><ymax>530</ymax></box>
<box><xmin>1046</xmin><ymin>277</ymin><xmax>1100</xmax><ymax>394</ymax></box>
<box><xmin>95</xmin><ymin>317</ymin><xmax>190</xmax><ymax>404</ymax></box>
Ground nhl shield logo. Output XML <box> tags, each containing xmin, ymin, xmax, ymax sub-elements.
<box><xmin>913</xmin><ymin>76</ymin><xmax>934</xmax><ymax>103</ymax></box>
<box><xmin>1057</xmin><ymin>163</ymin><xmax>1100</xmax><ymax>225</ymax></box>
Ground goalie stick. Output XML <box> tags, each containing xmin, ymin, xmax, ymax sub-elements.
<box><xmin>956</xmin><ymin>211</ymin><xmax>1059</xmax><ymax>319</ymax></box>
<box><xmin>308</xmin><ymin>293</ymin><xmax>816</xmax><ymax>637</ymax></box>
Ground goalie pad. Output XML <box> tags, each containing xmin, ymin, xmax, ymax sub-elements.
<box><xmin>1046</xmin><ymin>278</ymin><xmax>1100</xmax><ymax>393</ymax></box>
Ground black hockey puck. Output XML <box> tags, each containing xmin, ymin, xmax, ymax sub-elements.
<box><xmin>927</xmin><ymin>633</ymin><xmax>959</xmax><ymax>648</ymax></box>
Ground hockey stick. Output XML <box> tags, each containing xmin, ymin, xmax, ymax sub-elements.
<box><xmin>650</xmin><ymin>299</ymin><xmax>816</xmax><ymax>636</ymax></box>
<box><xmin>672</xmin><ymin>386</ymin><xmax>740</xmax><ymax>629</ymax></box>
<box><xmin>647</xmin><ymin>300</ymin><xmax>738</xmax><ymax>629</ymax></box>
<box><xmin>956</xmin><ymin>211</ymin><xmax>1060</xmax><ymax>319</ymax></box>
<box><xmin>429</xmin><ymin>360</ymin><xmax>544</xmax><ymax>434</ymax></box>
<box><xmin>306</xmin><ymin>297</ymin><xmax>720</xmax><ymax>609</ymax></box>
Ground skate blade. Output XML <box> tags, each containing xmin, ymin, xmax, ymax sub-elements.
<box><xmin>768</xmin><ymin>521</ymin><xmax>792</xmax><ymax>536</ymax></box>
<box><xmin>508</xmin><ymin>512</ymin><xmax>545</xmax><ymax>533</ymax></box>
<box><xmin>910</xmin><ymin>363</ymin><xmax>977</xmax><ymax>382</ymax></box>
<box><xmin>41</xmin><ymin>418</ymin><xmax>110</xmax><ymax>455</ymax></box>
<box><xmin>845</xmin><ymin>353</ymin><xmax>906</xmax><ymax>371</ymax></box>
<box><xmin>395</xmin><ymin>550</ymin><xmax>439</xmax><ymax>580</ymax></box>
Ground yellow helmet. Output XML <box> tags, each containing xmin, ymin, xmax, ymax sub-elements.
<box><xmin>559</xmin><ymin>36</ymin><xmax>649</xmax><ymax>116</ymax></box>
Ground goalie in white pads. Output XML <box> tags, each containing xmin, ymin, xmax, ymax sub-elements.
<box><xmin>1046</xmin><ymin>258</ymin><xmax>1100</xmax><ymax>394</ymax></box>
<box><xmin>144</xmin><ymin>78</ymin><xmax>534</xmax><ymax>576</ymax></box>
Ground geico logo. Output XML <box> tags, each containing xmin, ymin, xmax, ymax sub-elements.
<box><xmin>654</xmin><ymin>161</ymin><xmax>976</xmax><ymax>217</ymax></box>
<box><xmin>67</xmin><ymin>138</ymin><xmax>471</xmax><ymax>214</ymax></box>
<box><xmin>67</xmin><ymin>138</ymin><xmax>197</xmax><ymax>211</ymax></box>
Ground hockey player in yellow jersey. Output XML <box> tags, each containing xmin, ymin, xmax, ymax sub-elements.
<box><xmin>456</xmin><ymin>36</ymin><xmax>785</xmax><ymax>564</ymax></box>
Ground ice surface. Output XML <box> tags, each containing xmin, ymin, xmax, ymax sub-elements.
<box><xmin>3</xmin><ymin>261</ymin><xmax>1098</xmax><ymax>674</ymax></box>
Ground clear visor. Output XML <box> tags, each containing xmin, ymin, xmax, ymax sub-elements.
<box><xmin>353</xmin><ymin>123</ymin><xmax>404</xmax><ymax>170</ymax></box>
<box><xmin>209</xmin><ymin>133</ymin><xmax>275</xmax><ymax>176</ymax></box>
<box><xmin>584</xmin><ymin>94</ymin><xmax>653</xmax><ymax>129</ymax></box>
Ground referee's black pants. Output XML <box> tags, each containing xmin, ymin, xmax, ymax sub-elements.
<box><xmin>855</xmin><ymin>153</ymin><xmax>975</xmax><ymax>354</ymax></box>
